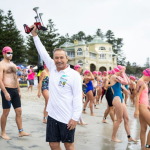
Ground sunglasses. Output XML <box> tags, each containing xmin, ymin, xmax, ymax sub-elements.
<box><xmin>6</xmin><ymin>52</ymin><xmax>13</xmax><ymax>55</ymax></box>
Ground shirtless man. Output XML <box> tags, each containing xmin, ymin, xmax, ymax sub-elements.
<box><xmin>0</xmin><ymin>46</ymin><xmax>30</xmax><ymax>140</ymax></box>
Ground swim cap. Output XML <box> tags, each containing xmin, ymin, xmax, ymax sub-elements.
<box><xmin>74</xmin><ymin>64</ymin><xmax>81</xmax><ymax>70</ymax></box>
<box><xmin>84</xmin><ymin>70</ymin><xmax>90</xmax><ymax>75</ymax></box>
<box><xmin>103</xmin><ymin>71</ymin><xmax>107</xmax><ymax>75</ymax></box>
<box><xmin>117</xmin><ymin>65</ymin><xmax>123</xmax><ymax>70</ymax></box>
<box><xmin>143</xmin><ymin>68</ymin><xmax>150</xmax><ymax>77</ymax></box>
<box><xmin>114</xmin><ymin>65</ymin><xmax>123</xmax><ymax>72</ymax></box>
<box><xmin>111</xmin><ymin>70</ymin><xmax>115</xmax><ymax>75</ymax></box>
<box><xmin>93</xmin><ymin>71</ymin><xmax>97</xmax><ymax>75</ymax></box>
<box><xmin>2</xmin><ymin>46</ymin><xmax>12</xmax><ymax>55</ymax></box>
<box><xmin>130</xmin><ymin>76</ymin><xmax>136</xmax><ymax>80</ymax></box>
<box><xmin>98</xmin><ymin>71</ymin><xmax>101</xmax><ymax>75</ymax></box>
<box><xmin>108</xmin><ymin>71</ymin><xmax>111</xmax><ymax>75</ymax></box>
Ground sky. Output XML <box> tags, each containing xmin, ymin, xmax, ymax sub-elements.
<box><xmin>1</xmin><ymin>0</ymin><xmax>150</xmax><ymax>66</ymax></box>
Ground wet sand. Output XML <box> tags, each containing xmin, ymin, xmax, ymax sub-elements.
<box><xmin>0</xmin><ymin>87</ymin><xmax>144</xmax><ymax>150</ymax></box>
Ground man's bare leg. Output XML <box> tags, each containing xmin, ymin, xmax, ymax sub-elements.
<box><xmin>1</xmin><ymin>109</ymin><xmax>11</xmax><ymax>140</ymax></box>
<box><xmin>49</xmin><ymin>142</ymin><xmax>62</xmax><ymax>150</ymax></box>
<box><xmin>64</xmin><ymin>143</ymin><xmax>75</xmax><ymax>150</ymax></box>
<box><xmin>15</xmin><ymin>108</ymin><xmax>30</xmax><ymax>137</ymax></box>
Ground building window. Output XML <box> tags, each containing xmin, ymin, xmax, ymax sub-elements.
<box><xmin>77</xmin><ymin>48</ymin><xmax>83</xmax><ymax>55</ymax></box>
<box><xmin>78</xmin><ymin>60</ymin><xmax>83</xmax><ymax>66</ymax></box>
<box><xmin>67</xmin><ymin>51</ymin><xmax>75</xmax><ymax>58</ymax></box>
<box><xmin>86</xmin><ymin>48</ymin><xmax>88</xmax><ymax>55</ymax></box>
<box><xmin>99</xmin><ymin>46</ymin><xmax>106</xmax><ymax>50</ymax></box>
<box><xmin>99</xmin><ymin>54</ymin><xmax>106</xmax><ymax>59</ymax></box>
<box><xmin>109</xmin><ymin>47</ymin><xmax>111</xmax><ymax>51</ymax></box>
<box><xmin>109</xmin><ymin>54</ymin><xmax>111</xmax><ymax>60</ymax></box>
<box><xmin>90</xmin><ymin>52</ymin><xmax>96</xmax><ymax>59</ymax></box>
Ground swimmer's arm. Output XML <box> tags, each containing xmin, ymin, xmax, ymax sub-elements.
<box><xmin>72</xmin><ymin>74</ymin><xmax>82</xmax><ymax>121</ymax></box>
<box><xmin>121</xmin><ymin>85</ymin><xmax>129</xmax><ymax>94</ymax></box>
<box><xmin>115</xmin><ymin>73</ymin><xmax>128</xmax><ymax>85</ymax></box>
<box><xmin>31</xmin><ymin>25</ymin><xmax>54</xmax><ymax>70</ymax></box>
<box><xmin>0</xmin><ymin>65</ymin><xmax>7</xmax><ymax>94</ymax></box>
<box><xmin>84</xmin><ymin>72</ymin><xmax>94</xmax><ymax>80</ymax></box>
<box><xmin>38</xmin><ymin>72</ymin><xmax>45</xmax><ymax>94</ymax></box>
<box><xmin>135</xmin><ymin>81</ymin><xmax>144</xmax><ymax>112</ymax></box>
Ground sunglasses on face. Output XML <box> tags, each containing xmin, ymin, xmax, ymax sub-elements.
<box><xmin>6</xmin><ymin>52</ymin><xmax>13</xmax><ymax>55</ymax></box>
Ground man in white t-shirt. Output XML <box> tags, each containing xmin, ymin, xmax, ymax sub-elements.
<box><xmin>30</xmin><ymin>25</ymin><xmax>82</xmax><ymax>150</ymax></box>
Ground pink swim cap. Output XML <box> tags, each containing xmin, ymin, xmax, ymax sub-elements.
<box><xmin>74</xmin><ymin>64</ymin><xmax>81</xmax><ymax>70</ymax></box>
<box><xmin>103</xmin><ymin>71</ymin><xmax>107</xmax><ymax>75</ymax></box>
<box><xmin>117</xmin><ymin>65</ymin><xmax>123</xmax><ymax>70</ymax></box>
<box><xmin>130</xmin><ymin>76</ymin><xmax>136</xmax><ymax>80</ymax></box>
<box><xmin>108</xmin><ymin>71</ymin><xmax>111</xmax><ymax>75</ymax></box>
<box><xmin>111</xmin><ymin>69</ymin><xmax>115</xmax><ymax>75</ymax></box>
<box><xmin>84</xmin><ymin>70</ymin><xmax>90</xmax><ymax>75</ymax></box>
<box><xmin>2</xmin><ymin>46</ymin><xmax>12</xmax><ymax>54</ymax></box>
<box><xmin>93</xmin><ymin>71</ymin><xmax>97</xmax><ymax>75</ymax></box>
<box><xmin>143</xmin><ymin>68</ymin><xmax>150</xmax><ymax>77</ymax></box>
<box><xmin>98</xmin><ymin>71</ymin><xmax>101</xmax><ymax>75</ymax></box>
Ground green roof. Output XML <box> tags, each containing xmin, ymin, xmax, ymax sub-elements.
<box><xmin>88</xmin><ymin>36</ymin><xmax>110</xmax><ymax>44</ymax></box>
<box><xmin>60</xmin><ymin>42</ymin><xmax>74</xmax><ymax>48</ymax></box>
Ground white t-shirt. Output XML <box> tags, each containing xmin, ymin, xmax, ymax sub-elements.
<box><xmin>33</xmin><ymin>36</ymin><xmax>82</xmax><ymax>124</ymax></box>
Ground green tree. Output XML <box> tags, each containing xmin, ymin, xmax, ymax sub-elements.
<box><xmin>144</xmin><ymin>57</ymin><xmax>150</xmax><ymax>68</ymax></box>
<box><xmin>58</xmin><ymin>33</ymin><xmax>70</xmax><ymax>47</ymax></box>
<box><xmin>1</xmin><ymin>10</ymin><xmax>26</xmax><ymax>63</ymax></box>
<box><xmin>105</xmin><ymin>30</ymin><xmax>115</xmax><ymax>46</ymax></box>
<box><xmin>85</xmin><ymin>35</ymin><xmax>93</xmax><ymax>42</ymax></box>
<box><xmin>0</xmin><ymin>9</ymin><xmax>5</xmax><ymax>60</ymax></box>
<box><xmin>95</xmin><ymin>28</ymin><xmax>104</xmax><ymax>40</ymax></box>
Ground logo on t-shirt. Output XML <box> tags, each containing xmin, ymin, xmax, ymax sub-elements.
<box><xmin>58</xmin><ymin>76</ymin><xmax>67</xmax><ymax>87</ymax></box>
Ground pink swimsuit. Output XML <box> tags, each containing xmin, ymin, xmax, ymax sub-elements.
<box><xmin>139</xmin><ymin>86</ymin><xmax>149</xmax><ymax>108</ymax></box>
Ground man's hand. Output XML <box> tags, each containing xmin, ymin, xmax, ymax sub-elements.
<box><xmin>4</xmin><ymin>92</ymin><xmax>11</xmax><ymax>101</ymax></box>
<box><xmin>67</xmin><ymin>119</ymin><xmax>78</xmax><ymax>130</ymax></box>
<box><xmin>19</xmin><ymin>92</ymin><xmax>21</xmax><ymax>99</ymax></box>
<box><xmin>30</xmin><ymin>24</ymin><xmax>38</xmax><ymax>37</ymax></box>
<box><xmin>134</xmin><ymin>110</ymin><xmax>139</xmax><ymax>118</ymax></box>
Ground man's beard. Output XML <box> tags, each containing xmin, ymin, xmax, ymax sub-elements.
<box><xmin>6</xmin><ymin>57</ymin><xmax>12</xmax><ymax>60</ymax></box>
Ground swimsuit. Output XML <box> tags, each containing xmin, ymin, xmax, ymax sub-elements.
<box><xmin>125</xmin><ymin>85</ymin><xmax>128</xmax><ymax>90</ymax></box>
<box><xmin>99</xmin><ymin>80</ymin><xmax>103</xmax><ymax>87</ymax></box>
<box><xmin>41</xmin><ymin>76</ymin><xmax>49</xmax><ymax>92</ymax></box>
<box><xmin>112</xmin><ymin>82</ymin><xmax>123</xmax><ymax>103</ymax></box>
<box><xmin>139</xmin><ymin>86</ymin><xmax>149</xmax><ymax>108</ymax></box>
<box><xmin>86</xmin><ymin>80</ymin><xmax>93</xmax><ymax>94</ymax></box>
<box><xmin>105</xmin><ymin>87</ymin><xmax>113</xmax><ymax>107</ymax></box>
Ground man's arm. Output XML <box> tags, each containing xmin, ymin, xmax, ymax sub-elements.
<box><xmin>67</xmin><ymin>72</ymin><xmax>82</xmax><ymax>130</ymax></box>
<box><xmin>0</xmin><ymin>64</ymin><xmax>11</xmax><ymax>101</ymax></box>
<box><xmin>30</xmin><ymin>25</ymin><xmax>55</xmax><ymax>71</ymax></box>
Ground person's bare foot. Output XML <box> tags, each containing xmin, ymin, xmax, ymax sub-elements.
<box><xmin>100</xmin><ymin>101</ymin><xmax>103</xmax><ymax>103</ymax></box>
<box><xmin>111</xmin><ymin>137</ymin><xmax>122</xmax><ymax>143</ymax></box>
<box><xmin>19</xmin><ymin>131</ymin><xmax>31</xmax><ymax>137</ymax></box>
<box><xmin>102</xmin><ymin>119</ymin><xmax>109</xmax><ymax>124</ymax></box>
<box><xmin>128</xmin><ymin>137</ymin><xmax>138</xmax><ymax>143</ymax></box>
<box><xmin>1</xmin><ymin>133</ymin><xmax>11</xmax><ymax>140</ymax></box>
<box><xmin>96</xmin><ymin>101</ymin><xmax>99</xmax><ymax>105</ymax></box>
<box><xmin>91</xmin><ymin>113</ymin><xmax>96</xmax><ymax>116</ymax></box>
<box><xmin>82</xmin><ymin>110</ymin><xmax>87</xmax><ymax>114</ymax></box>
<box><xmin>94</xmin><ymin>106</ymin><xmax>99</xmax><ymax>109</ymax></box>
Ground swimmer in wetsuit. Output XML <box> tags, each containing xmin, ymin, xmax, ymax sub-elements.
<box><xmin>38</xmin><ymin>63</ymin><xmax>50</xmax><ymax>123</ymax></box>
<box><xmin>83</xmin><ymin>70</ymin><xmax>96</xmax><ymax>116</ymax></box>
<box><xmin>134</xmin><ymin>68</ymin><xmax>150</xmax><ymax>149</ymax></box>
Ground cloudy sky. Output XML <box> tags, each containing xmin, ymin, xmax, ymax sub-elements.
<box><xmin>1</xmin><ymin>0</ymin><xmax>150</xmax><ymax>66</ymax></box>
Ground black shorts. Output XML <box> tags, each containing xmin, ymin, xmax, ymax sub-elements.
<box><xmin>46</xmin><ymin>116</ymin><xmax>75</xmax><ymax>143</ymax></box>
<box><xmin>105</xmin><ymin>90</ymin><xmax>113</xmax><ymax>107</ymax></box>
<box><xmin>1</xmin><ymin>88</ymin><xmax>21</xmax><ymax>109</ymax></box>
<box><xmin>29</xmin><ymin>79</ymin><xmax>34</xmax><ymax>85</ymax></box>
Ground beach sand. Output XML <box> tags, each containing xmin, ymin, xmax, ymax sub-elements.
<box><xmin>0</xmin><ymin>87</ymin><xmax>142</xmax><ymax>150</ymax></box>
